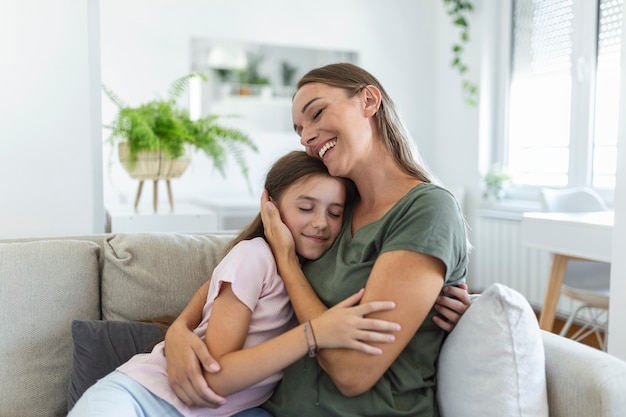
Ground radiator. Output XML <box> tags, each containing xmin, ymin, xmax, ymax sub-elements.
<box><xmin>470</xmin><ymin>214</ymin><xmax>580</xmax><ymax>317</ymax></box>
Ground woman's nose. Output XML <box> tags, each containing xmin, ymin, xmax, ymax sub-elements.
<box><xmin>300</xmin><ymin>126</ymin><xmax>316</xmax><ymax>147</ymax></box>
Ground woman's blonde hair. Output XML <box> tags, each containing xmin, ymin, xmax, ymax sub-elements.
<box><xmin>297</xmin><ymin>62</ymin><xmax>433</xmax><ymax>183</ymax></box>
<box><xmin>221</xmin><ymin>150</ymin><xmax>357</xmax><ymax>257</ymax></box>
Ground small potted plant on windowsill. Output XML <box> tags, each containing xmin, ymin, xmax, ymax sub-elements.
<box><xmin>482</xmin><ymin>163</ymin><xmax>512</xmax><ymax>202</ymax></box>
<box><xmin>103</xmin><ymin>72</ymin><xmax>258</xmax><ymax>210</ymax></box>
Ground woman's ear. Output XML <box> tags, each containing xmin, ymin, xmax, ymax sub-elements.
<box><xmin>361</xmin><ymin>85</ymin><xmax>382</xmax><ymax>117</ymax></box>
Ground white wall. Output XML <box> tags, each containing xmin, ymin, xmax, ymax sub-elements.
<box><xmin>431</xmin><ymin>1</ymin><xmax>482</xmax><ymax>189</ymax></box>
<box><xmin>99</xmin><ymin>0</ymin><xmax>447</xmax><ymax>210</ymax></box>
<box><xmin>0</xmin><ymin>0</ymin><xmax>104</xmax><ymax>239</ymax></box>
<box><xmin>0</xmin><ymin>0</ymin><xmax>477</xmax><ymax>238</ymax></box>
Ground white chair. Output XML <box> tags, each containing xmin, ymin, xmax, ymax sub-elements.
<box><xmin>540</xmin><ymin>187</ymin><xmax>610</xmax><ymax>350</ymax></box>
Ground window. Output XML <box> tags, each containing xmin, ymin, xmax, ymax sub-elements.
<box><xmin>593</xmin><ymin>0</ymin><xmax>623</xmax><ymax>187</ymax></box>
<box><xmin>506</xmin><ymin>0</ymin><xmax>622</xmax><ymax>191</ymax></box>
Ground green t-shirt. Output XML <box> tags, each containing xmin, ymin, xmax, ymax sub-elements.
<box><xmin>263</xmin><ymin>183</ymin><xmax>469</xmax><ymax>417</ymax></box>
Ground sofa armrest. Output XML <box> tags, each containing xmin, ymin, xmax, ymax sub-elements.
<box><xmin>542</xmin><ymin>330</ymin><xmax>626</xmax><ymax>417</ymax></box>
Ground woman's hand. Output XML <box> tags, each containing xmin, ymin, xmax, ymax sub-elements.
<box><xmin>260</xmin><ymin>189</ymin><xmax>297</xmax><ymax>265</ymax></box>
<box><xmin>311</xmin><ymin>289</ymin><xmax>400</xmax><ymax>355</ymax></box>
<box><xmin>164</xmin><ymin>321</ymin><xmax>226</xmax><ymax>408</ymax></box>
<box><xmin>432</xmin><ymin>283</ymin><xmax>471</xmax><ymax>332</ymax></box>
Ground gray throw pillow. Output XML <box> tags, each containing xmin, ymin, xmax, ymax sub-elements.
<box><xmin>101</xmin><ymin>233</ymin><xmax>230</xmax><ymax>321</ymax></box>
<box><xmin>67</xmin><ymin>320</ymin><xmax>166</xmax><ymax>410</ymax></box>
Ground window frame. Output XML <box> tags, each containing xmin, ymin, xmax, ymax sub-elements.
<box><xmin>485</xmin><ymin>0</ymin><xmax>616</xmax><ymax>206</ymax></box>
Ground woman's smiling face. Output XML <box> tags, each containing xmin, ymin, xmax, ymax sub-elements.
<box><xmin>276</xmin><ymin>173</ymin><xmax>346</xmax><ymax>261</ymax></box>
<box><xmin>292</xmin><ymin>82</ymin><xmax>375</xmax><ymax>178</ymax></box>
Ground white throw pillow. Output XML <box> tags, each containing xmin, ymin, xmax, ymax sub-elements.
<box><xmin>437</xmin><ymin>283</ymin><xmax>548</xmax><ymax>417</ymax></box>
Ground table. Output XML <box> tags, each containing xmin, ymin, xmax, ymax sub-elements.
<box><xmin>520</xmin><ymin>211</ymin><xmax>614</xmax><ymax>331</ymax></box>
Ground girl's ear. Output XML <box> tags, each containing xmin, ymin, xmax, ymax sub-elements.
<box><xmin>361</xmin><ymin>85</ymin><xmax>382</xmax><ymax>118</ymax></box>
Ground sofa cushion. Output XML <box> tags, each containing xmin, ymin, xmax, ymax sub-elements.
<box><xmin>102</xmin><ymin>233</ymin><xmax>231</xmax><ymax>321</ymax></box>
<box><xmin>437</xmin><ymin>283</ymin><xmax>549</xmax><ymax>417</ymax></box>
<box><xmin>68</xmin><ymin>319</ymin><xmax>166</xmax><ymax>410</ymax></box>
<box><xmin>0</xmin><ymin>240</ymin><xmax>101</xmax><ymax>417</ymax></box>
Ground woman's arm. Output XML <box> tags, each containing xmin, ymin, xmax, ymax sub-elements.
<box><xmin>260</xmin><ymin>193</ymin><xmax>449</xmax><ymax>396</ymax></box>
<box><xmin>164</xmin><ymin>280</ymin><xmax>226</xmax><ymax>408</ymax></box>
<box><xmin>203</xmin><ymin>283</ymin><xmax>399</xmax><ymax>397</ymax></box>
<box><xmin>320</xmin><ymin>250</ymin><xmax>444</xmax><ymax>396</ymax></box>
<box><xmin>269</xmin><ymin>247</ymin><xmax>444</xmax><ymax>396</ymax></box>
<box><xmin>260</xmin><ymin>193</ymin><xmax>327</xmax><ymax>322</ymax></box>
<box><xmin>260</xmin><ymin>190</ymin><xmax>471</xmax><ymax>327</ymax></box>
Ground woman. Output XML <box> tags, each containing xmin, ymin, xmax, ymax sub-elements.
<box><xmin>165</xmin><ymin>64</ymin><xmax>471</xmax><ymax>416</ymax></box>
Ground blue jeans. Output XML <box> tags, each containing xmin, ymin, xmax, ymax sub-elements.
<box><xmin>68</xmin><ymin>371</ymin><xmax>182</xmax><ymax>416</ymax></box>
<box><xmin>70</xmin><ymin>371</ymin><xmax>274</xmax><ymax>417</ymax></box>
<box><xmin>233</xmin><ymin>407</ymin><xmax>274</xmax><ymax>417</ymax></box>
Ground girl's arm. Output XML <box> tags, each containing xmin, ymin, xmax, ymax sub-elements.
<box><xmin>203</xmin><ymin>283</ymin><xmax>399</xmax><ymax>397</ymax></box>
<box><xmin>433</xmin><ymin>283</ymin><xmax>471</xmax><ymax>331</ymax></box>
<box><xmin>164</xmin><ymin>280</ymin><xmax>226</xmax><ymax>408</ymax></box>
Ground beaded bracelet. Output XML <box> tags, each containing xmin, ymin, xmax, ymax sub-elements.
<box><xmin>303</xmin><ymin>321</ymin><xmax>319</xmax><ymax>358</ymax></box>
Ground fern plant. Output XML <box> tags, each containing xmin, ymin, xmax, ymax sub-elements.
<box><xmin>103</xmin><ymin>73</ymin><xmax>258</xmax><ymax>179</ymax></box>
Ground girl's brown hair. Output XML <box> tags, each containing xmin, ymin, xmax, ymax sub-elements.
<box><xmin>297</xmin><ymin>62</ymin><xmax>434</xmax><ymax>183</ymax></box>
<box><xmin>221</xmin><ymin>150</ymin><xmax>357</xmax><ymax>257</ymax></box>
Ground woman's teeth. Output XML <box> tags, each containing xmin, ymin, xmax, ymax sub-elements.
<box><xmin>319</xmin><ymin>140</ymin><xmax>337</xmax><ymax>158</ymax></box>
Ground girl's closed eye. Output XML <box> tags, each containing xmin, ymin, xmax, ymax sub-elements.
<box><xmin>328</xmin><ymin>210</ymin><xmax>342</xmax><ymax>219</ymax></box>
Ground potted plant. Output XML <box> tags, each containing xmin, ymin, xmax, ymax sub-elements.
<box><xmin>102</xmin><ymin>73</ymin><xmax>258</xmax><ymax>210</ymax></box>
<box><xmin>482</xmin><ymin>163</ymin><xmax>512</xmax><ymax>202</ymax></box>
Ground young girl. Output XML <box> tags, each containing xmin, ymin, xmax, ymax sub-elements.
<box><xmin>68</xmin><ymin>151</ymin><xmax>400</xmax><ymax>417</ymax></box>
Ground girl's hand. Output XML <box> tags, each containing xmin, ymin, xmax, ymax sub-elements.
<box><xmin>311</xmin><ymin>289</ymin><xmax>400</xmax><ymax>355</ymax></box>
<box><xmin>432</xmin><ymin>283</ymin><xmax>471</xmax><ymax>332</ymax></box>
<box><xmin>164</xmin><ymin>321</ymin><xmax>226</xmax><ymax>407</ymax></box>
<box><xmin>260</xmin><ymin>189</ymin><xmax>297</xmax><ymax>263</ymax></box>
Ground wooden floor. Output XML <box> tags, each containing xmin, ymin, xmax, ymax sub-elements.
<box><xmin>538</xmin><ymin>314</ymin><xmax>605</xmax><ymax>350</ymax></box>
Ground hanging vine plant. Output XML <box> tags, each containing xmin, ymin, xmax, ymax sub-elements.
<box><xmin>442</xmin><ymin>0</ymin><xmax>478</xmax><ymax>106</ymax></box>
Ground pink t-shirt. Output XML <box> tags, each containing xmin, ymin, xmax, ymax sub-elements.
<box><xmin>118</xmin><ymin>237</ymin><xmax>297</xmax><ymax>417</ymax></box>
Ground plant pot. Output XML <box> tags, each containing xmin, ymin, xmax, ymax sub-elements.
<box><xmin>118</xmin><ymin>142</ymin><xmax>192</xmax><ymax>211</ymax></box>
<box><xmin>118</xmin><ymin>142</ymin><xmax>191</xmax><ymax>180</ymax></box>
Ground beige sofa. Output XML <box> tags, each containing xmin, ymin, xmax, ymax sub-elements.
<box><xmin>1</xmin><ymin>232</ymin><xmax>625</xmax><ymax>417</ymax></box>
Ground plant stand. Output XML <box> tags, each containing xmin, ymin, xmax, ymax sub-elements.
<box><xmin>134</xmin><ymin>179</ymin><xmax>175</xmax><ymax>212</ymax></box>
<box><xmin>119</xmin><ymin>143</ymin><xmax>191</xmax><ymax>212</ymax></box>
